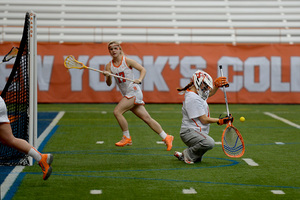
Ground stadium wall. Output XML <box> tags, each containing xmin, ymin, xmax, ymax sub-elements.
<box><xmin>0</xmin><ymin>42</ymin><xmax>299</xmax><ymax>104</ymax></box>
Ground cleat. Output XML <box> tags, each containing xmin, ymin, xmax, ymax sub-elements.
<box><xmin>115</xmin><ymin>135</ymin><xmax>132</xmax><ymax>147</ymax></box>
<box><xmin>183</xmin><ymin>149</ymin><xmax>194</xmax><ymax>164</ymax></box>
<box><xmin>174</xmin><ymin>151</ymin><xmax>184</xmax><ymax>161</ymax></box>
<box><xmin>163</xmin><ymin>134</ymin><xmax>174</xmax><ymax>151</ymax></box>
<box><xmin>38</xmin><ymin>154</ymin><xmax>53</xmax><ymax>180</ymax></box>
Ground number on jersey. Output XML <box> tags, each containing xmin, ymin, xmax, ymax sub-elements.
<box><xmin>116</xmin><ymin>72</ymin><xmax>126</xmax><ymax>83</ymax></box>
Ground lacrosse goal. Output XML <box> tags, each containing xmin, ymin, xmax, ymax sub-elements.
<box><xmin>0</xmin><ymin>11</ymin><xmax>37</xmax><ymax>166</ymax></box>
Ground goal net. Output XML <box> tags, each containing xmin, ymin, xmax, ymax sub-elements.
<box><xmin>0</xmin><ymin>11</ymin><xmax>37</xmax><ymax>166</ymax></box>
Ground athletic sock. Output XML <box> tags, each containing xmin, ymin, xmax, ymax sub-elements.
<box><xmin>159</xmin><ymin>131</ymin><xmax>167</xmax><ymax>139</ymax></box>
<box><xmin>123</xmin><ymin>130</ymin><xmax>130</xmax><ymax>138</ymax></box>
<box><xmin>27</xmin><ymin>147</ymin><xmax>42</xmax><ymax>162</ymax></box>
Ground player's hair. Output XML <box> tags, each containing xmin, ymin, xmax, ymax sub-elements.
<box><xmin>177</xmin><ymin>81</ymin><xmax>194</xmax><ymax>92</ymax></box>
<box><xmin>107</xmin><ymin>40</ymin><xmax>124</xmax><ymax>55</ymax></box>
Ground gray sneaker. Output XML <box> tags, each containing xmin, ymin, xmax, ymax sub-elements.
<box><xmin>183</xmin><ymin>149</ymin><xmax>194</xmax><ymax>164</ymax></box>
<box><xmin>174</xmin><ymin>151</ymin><xmax>184</xmax><ymax>161</ymax></box>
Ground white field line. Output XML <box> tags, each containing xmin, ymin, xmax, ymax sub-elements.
<box><xmin>271</xmin><ymin>190</ymin><xmax>285</xmax><ymax>194</ymax></box>
<box><xmin>1</xmin><ymin>166</ymin><xmax>25</xmax><ymax>200</ymax></box>
<box><xmin>242</xmin><ymin>158</ymin><xmax>259</xmax><ymax>166</ymax></box>
<box><xmin>275</xmin><ymin>142</ymin><xmax>285</xmax><ymax>145</ymax></box>
<box><xmin>182</xmin><ymin>188</ymin><xmax>197</xmax><ymax>194</ymax></box>
<box><xmin>37</xmin><ymin>111</ymin><xmax>65</xmax><ymax>147</ymax></box>
<box><xmin>264</xmin><ymin>112</ymin><xmax>300</xmax><ymax>129</ymax></box>
<box><xmin>1</xmin><ymin>111</ymin><xmax>65</xmax><ymax>200</ymax></box>
<box><xmin>90</xmin><ymin>190</ymin><xmax>102</xmax><ymax>195</ymax></box>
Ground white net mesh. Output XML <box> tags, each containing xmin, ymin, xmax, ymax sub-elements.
<box><xmin>222</xmin><ymin>126</ymin><xmax>244</xmax><ymax>157</ymax></box>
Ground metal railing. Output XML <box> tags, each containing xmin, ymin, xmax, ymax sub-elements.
<box><xmin>1</xmin><ymin>0</ymin><xmax>300</xmax><ymax>44</ymax></box>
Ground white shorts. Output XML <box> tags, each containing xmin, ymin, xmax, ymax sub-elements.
<box><xmin>124</xmin><ymin>84</ymin><xmax>145</xmax><ymax>105</ymax></box>
<box><xmin>0</xmin><ymin>97</ymin><xmax>10</xmax><ymax>123</ymax></box>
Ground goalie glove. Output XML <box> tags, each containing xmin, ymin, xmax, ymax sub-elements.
<box><xmin>214</xmin><ymin>77</ymin><xmax>229</xmax><ymax>88</ymax></box>
<box><xmin>217</xmin><ymin>114</ymin><xmax>234</xmax><ymax>125</ymax></box>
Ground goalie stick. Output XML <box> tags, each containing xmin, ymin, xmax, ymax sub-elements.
<box><xmin>219</xmin><ymin>65</ymin><xmax>245</xmax><ymax>158</ymax></box>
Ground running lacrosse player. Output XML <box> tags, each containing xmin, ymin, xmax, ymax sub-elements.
<box><xmin>174</xmin><ymin>70</ymin><xmax>233</xmax><ymax>164</ymax></box>
<box><xmin>0</xmin><ymin>96</ymin><xmax>53</xmax><ymax>180</ymax></box>
<box><xmin>103</xmin><ymin>41</ymin><xmax>174</xmax><ymax>150</ymax></box>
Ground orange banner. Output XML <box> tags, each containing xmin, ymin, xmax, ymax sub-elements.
<box><xmin>1</xmin><ymin>42</ymin><xmax>299</xmax><ymax>104</ymax></box>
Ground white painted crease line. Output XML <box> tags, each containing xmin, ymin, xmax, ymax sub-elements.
<box><xmin>96</xmin><ymin>141</ymin><xmax>104</xmax><ymax>144</ymax></box>
<box><xmin>264</xmin><ymin>112</ymin><xmax>300</xmax><ymax>129</ymax></box>
<box><xmin>156</xmin><ymin>141</ymin><xmax>165</xmax><ymax>144</ymax></box>
<box><xmin>37</xmin><ymin>111</ymin><xmax>66</xmax><ymax>148</ymax></box>
<box><xmin>242</xmin><ymin>158</ymin><xmax>259</xmax><ymax>166</ymax></box>
<box><xmin>215</xmin><ymin>141</ymin><xmax>222</xmax><ymax>145</ymax></box>
<box><xmin>1</xmin><ymin>166</ymin><xmax>25</xmax><ymax>200</ymax></box>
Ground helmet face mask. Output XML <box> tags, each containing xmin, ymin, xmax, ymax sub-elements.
<box><xmin>192</xmin><ymin>70</ymin><xmax>213</xmax><ymax>100</ymax></box>
<box><xmin>201</xmin><ymin>81</ymin><xmax>211</xmax><ymax>92</ymax></box>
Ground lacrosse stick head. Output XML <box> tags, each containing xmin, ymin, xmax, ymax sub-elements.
<box><xmin>64</xmin><ymin>55</ymin><xmax>86</xmax><ymax>70</ymax></box>
<box><xmin>222</xmin><ymin>124</ymin><xmax>245</xmax><ymax>158</ymax></box>
<box><xmin>2</xmin><ymin>47</ymin><xmax>19</xmax><ymax>62</ymax></box>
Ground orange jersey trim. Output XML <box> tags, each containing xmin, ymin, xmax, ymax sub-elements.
<box><xmin>195</xmin><ymin>129</ymin><xmax>206</xmax><ymax>138</ymax></box>
<box><xmin>191</xmin><ymin>119</ymin><xmax>202</xmax><ymax>132</ymax></box>
<box><xmin>124</xmin><ymin>57</ymin><xmax>133</xmax><ymax>69</ymax></box>
<box><xmin>0</xmin><ymin>122</ymin><xmax>10</xmax><ymax>124</ymax></box>
<box><xmin>112</xmin><ymin>56</ymin><xmax>123</xmax><ymax>68</ymax></box>
<box><xmin>111</xmin><ymin>56</ymin><xmax>133</xmax><ymax>70</ymax></box>
<box><xmin>124</xmin><ymin>96</ymin><xmax>145</xmax><ymax>105</ymax></box>
<box><xmin>186</xmin><ymin>89</ymin><xmax>197</xmax><ymax>94</ymax></box>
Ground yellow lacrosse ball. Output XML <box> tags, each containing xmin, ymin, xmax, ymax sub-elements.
<box><xmin>240</xmin><ymin>116</ymin><xmax>245</xmax><ymax>122</ymax></box>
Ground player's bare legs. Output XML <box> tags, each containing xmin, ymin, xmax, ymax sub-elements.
<box><xmin>0</xmin><ymin>123</ymin><xmax>53</xmax><ymax>180</ymax></box>
<box><xmin>0</xmin><ymin>123</ymin><xmax>31</xmax><ymax>153</ymax></box>
<box><xmin>114</xmin><ymin>97</ymin><xmax>135</xmax><ymax>146</ymax></box>
<box><xmin>113</xmin><ymin>98</ymin><xmax>173</xmax><ymax>150</ymax></box>
<box><xmin>113</xmin><ymin>97</ymin><xmax>135</xmax><ymax>132</ymax></box>
<box><xmin>131</xmin><ymin>105</ymin><xmax>174</xmax><ymax>151</ymax></box>
<box><xmin>130</xmin><ymin>105</ymin><xmax>163</xmax><ymax>133</ymax></box>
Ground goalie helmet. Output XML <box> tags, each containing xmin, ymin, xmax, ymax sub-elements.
<box><xmin>192</xmin><ymin>70</ymin><xmax>213</xmax><ymax>100</ymax></box>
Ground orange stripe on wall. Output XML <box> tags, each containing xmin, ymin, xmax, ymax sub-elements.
<box><xmin>1</xmin><ymin>42</ymin><xmax>299</xmax><ymax>104</ymax></box>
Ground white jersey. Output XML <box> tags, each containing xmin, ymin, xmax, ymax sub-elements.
<box><xmin>180</xmin><ymin>90</ymin><xmax>210</xmax><ymax>134</ymax></box>
<box><xmin>0</xmin><ymin>96</ymin><xmax>10</xmax><ymax>123</ymax></box>
<box><xmin>110</xmin><ymin>56</ymin><xmax>144</xmax><ymax>104</ymax></box>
